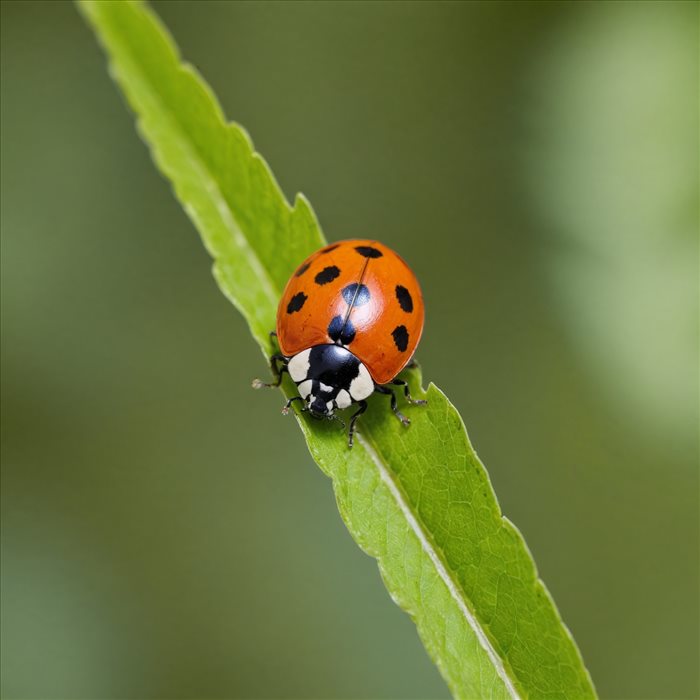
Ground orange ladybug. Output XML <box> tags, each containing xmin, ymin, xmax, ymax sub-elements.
<box><xmin>253</xmin><ymin>240</ymin><xmax>426</xmax><ymax>447</ymax></box>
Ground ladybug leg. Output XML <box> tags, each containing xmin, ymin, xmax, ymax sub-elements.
<box><xmin>347</xmin><ymin>400</ymin><xmax>368</xmax><ymax>448</ymax></box>
<box><xmin>267</xmin><ymin>330</ymin><xmax>279</xmax><ymax>352</ymax></box>
<box><xmin>374</xmin><ymin>385</ymin><xmax>410</xmax><ymax>427</ymax></box>
<box><xmin>281</xmin><ymin>395</ymin><xmax>304</xmax><ymax>415</ymax></box>
<box><xmin>391</xmin><ymin>379</ymin><xmax>428</xmax><ymax>406</ymax></box>
<box><xmin>252</xmin><ymin>353</ymin><xmax>288</xmax><ymax>389</ymax></box>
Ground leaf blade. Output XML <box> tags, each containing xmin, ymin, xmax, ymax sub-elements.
<box><xmin>78</xmin><ymin>2</ymin><xmax>597</xmax><ymax>697</ymax></box>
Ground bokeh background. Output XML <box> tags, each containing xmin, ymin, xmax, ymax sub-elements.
<box><xmin>2</xmin><ymin>1</ymin><xmax>698</xmax><ymax>698</ymax></box>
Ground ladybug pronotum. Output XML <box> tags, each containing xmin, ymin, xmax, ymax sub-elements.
<box><xmin>253</xmin><ymin>239</ymin><xmax>426</xmax><ymax>447</ymax></box>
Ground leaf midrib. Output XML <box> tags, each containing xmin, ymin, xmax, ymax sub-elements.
<box><xmin>356</xmin><ymin>431</ymin><xmax>521</xmax><ymax>700</ymax></box>
<box><xmin>111</xmin><ymin>25</ymin><xmax>281</xmax><ymax>310</ymax></box>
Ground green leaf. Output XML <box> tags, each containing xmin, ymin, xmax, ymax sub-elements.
<box><xmin>77</xmin><ymin>2</ymin><xmax>596</xmax><ymax>697</ymax></box>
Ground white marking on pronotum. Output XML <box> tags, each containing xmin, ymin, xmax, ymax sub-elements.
<box><xmin>355</xmin><ymin>433</ymin><xmax>521</xmax><ymax>700</ymax></box>
<box><xmin>288</xmin><ymin>350</ymin><xmax>311</xmax><ymax>382</ymax></box>
<box><xmin>349</xmin><ymin>362</ymin><xmax>374</xmax><ymax>401</ymax></box>
<box><xmin>335</xmin><ymin>389</ymin><xmax>352</xmax><ymax>409</ymax></box>
<box><xmin>296</xmin><ymin>380</ymin><xmax>312</xmax><ymax>400</ymax></box>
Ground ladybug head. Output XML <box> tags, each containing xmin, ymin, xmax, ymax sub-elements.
<box><xmin>309</xmin><ymin>395</ymin><xmax>332</xmax><ymax>417</ymax></box>
<box><xmin>287</xmin><ymin>344</ymin><xmax>375</xmax><ymax>419</ymax></box>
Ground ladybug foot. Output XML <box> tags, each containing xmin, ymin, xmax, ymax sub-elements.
<box><xmin>396</xmin><ymin>411</ymin><xmax>411</xmax><ymax>427</ymax></box>
<box><xmin>375</xmin><ymin>384</ymin><xmax>416</xmax><ymax>427</ymax></box>
<box><xmin>252</xmin><ymin>353</ymin><xmax>288</xmax><ymax>390</ymax></box>
<box><xmin>390</xmin><ymin>379</ymin><xmax>427</xmax><ymax>407</ymax></box>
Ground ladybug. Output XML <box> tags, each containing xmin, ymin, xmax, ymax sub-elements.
<box><xmin>253</xmin><ymin>239</ymin><xmax>426</xmax><ymax>447</ymax></box>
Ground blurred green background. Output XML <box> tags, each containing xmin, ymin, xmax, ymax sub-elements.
<box><xmin>1</xmin><ymin>1</ymin><xmax>697</xmax><ymax>698</ymax></box>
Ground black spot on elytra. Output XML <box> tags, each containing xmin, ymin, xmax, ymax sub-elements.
<box><xmin>355</xmin><ymin>245</ymin><xmax>383</xmax><ymax>258</ymax></box>
<box><xmin>392</xmin><ymin>325</ymin><xmax>409</xmax><ymax>352</ymax></box>
<box><xmin>294</xmin><ymin>261</ymin><xmax>311</xmax><ymax>277</ymax></box>
<box><xmin>342</xmin><ymin>283</ymin><xmax>371</xmax><ymax>307</ymax></box>
<box><xmin>315</xmin><ymin>265</ymin><xmax>341</xmax><ymax>285</ymax></box>
<box><xmin>327</xmin><ymin>315</ymin><xmax>356</xmax><ymax>345</ymax></box>
<box><xmin>286</xmin><ymin>292</ymin><xmax>307</xmax><ymax>314</ymax></box>
<box><xmin>395</xmin><ymin>285</ymin><xmax>413</xmax><ymax>313</ymax></box>
<box><xmin>321</xmin><ymin>244</ymin><xmax>340</xmax><ymax>254</ymax></box>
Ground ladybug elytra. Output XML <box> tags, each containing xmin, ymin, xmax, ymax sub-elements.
<box><xmin>253</xmin><ymin>240</ymin><xmax>426</xmax><ymax>447</ymax></box>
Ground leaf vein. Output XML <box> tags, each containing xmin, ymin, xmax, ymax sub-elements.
<box><xmin>355</xmin><ymin>433</ymin><xmax>521</xmax><ymax>700</ymax></box>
